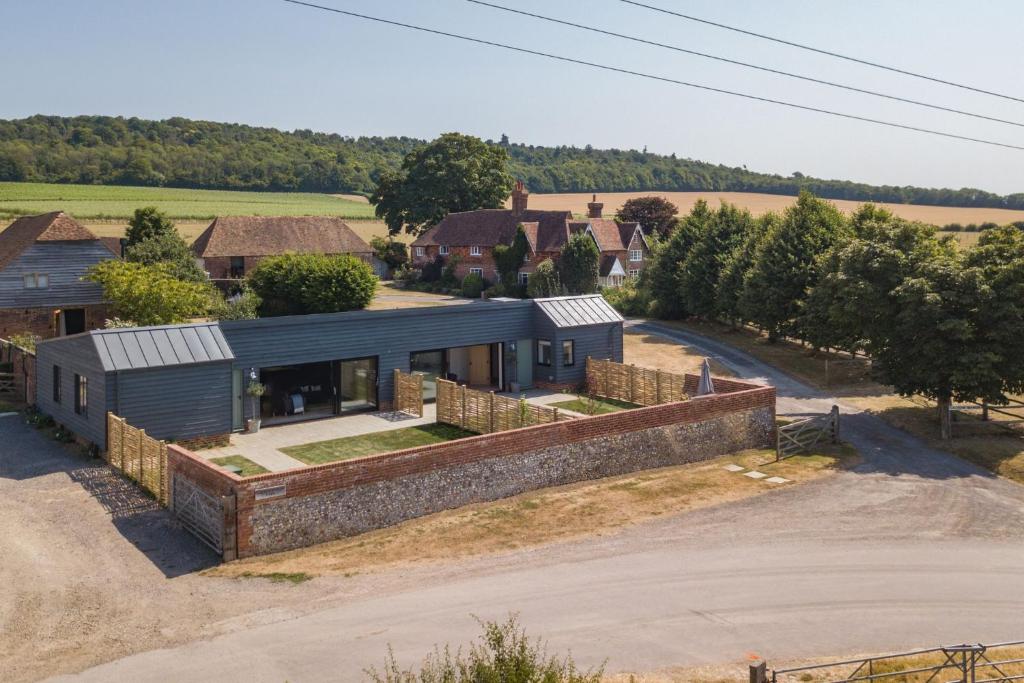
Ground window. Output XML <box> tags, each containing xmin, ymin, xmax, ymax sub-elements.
<box><xmin>538</xmin><ymin>339</ymin><xmax>552</xmax><ymax>366</ymax></box>
<box><xmin>53</xmin><ymin>366</ymin><xmax>61</xmax><ymax>404</ymax></box>
<box><xmin>628</xmin><ymin>269</ymin><xmax>640</xmax><ymax>280</ymax></box>
<box><xmin>469</xmin><ymin>267</ymin><xmax>483</xmax><ymax>277</ymax></box>
<box><xmin>23</xmin><ymin>273</ymin><xmax>49</xmax><ymax>289</ymax></box>
<box><xmin>518</xmin><ymin>272</ymin><xmax>529</xmax><ymax>285</ymax></box>
<box><xmin>629</xmin><ymin>249</ymin><xmax>643</xmax><ymax>262</ymax></box>
<box><xmin>470</xmin><ymin>245</ymin><xmax>482</xmax><ymax>256</ymax></box>
<box><xmin>439</xmin><ymin>245</ymin><xmax>450</xmax><ymax>256</ymax></box>
<box><xmin>562</xmin><ymin>340</ymin><xmax>575</xmax><ymax>366</ymax></box>
<box><xmin>74</xmin><ymin>374</ymin><xmax>88</xmax><ymax>416</ymax></box>
<box><xmin>229</xmin><ymin>256</ymin><xmax>245</xmax><ymax>278</ymax></box>
<box><xmin>415</xmin><ymin>246</ymin><xmax>425</xmax><ymax>257</ymax></box>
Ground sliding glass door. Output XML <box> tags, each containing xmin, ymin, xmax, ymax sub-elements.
<box><xmin>338</xmin><ymin>357</ymin><xmax>378</xmax><ymax>413</ymax></box>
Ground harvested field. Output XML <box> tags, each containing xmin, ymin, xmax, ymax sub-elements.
<box><xmin>517</xmin><ymin>191</ymin><xmax>1024</xmax><ymax>226</ymax></box>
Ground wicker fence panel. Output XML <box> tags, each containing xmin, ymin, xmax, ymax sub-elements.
<box><xmin>586</xmin><ymin>357</ymin><xmax>688</xmax><ymax>406</ymax></box>
<box><xmin>106</xmin><ymin>413</ymin><xmax>168</xmax><ymax>505</ymax></box>
<box><xmin>435</xmin><ymin>379</ymin><xmax>569</xmax><ymax>434</ymax></box>
<box><xmin>393</xmin><ymin>369</ymin><xmax>424</xmax><ymax>417</ymax></box>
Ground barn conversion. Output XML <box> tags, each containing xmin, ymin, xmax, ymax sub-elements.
<box><xmin>34</xmin><ymin>295</ymin><xmax>624</xmax><ymax>449</ymax></box>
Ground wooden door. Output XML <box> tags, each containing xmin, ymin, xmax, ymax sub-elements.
<box><xmin>469</xmin><ymin>345</ymin><xmax>490</xmax><ymax>386</ymax></box>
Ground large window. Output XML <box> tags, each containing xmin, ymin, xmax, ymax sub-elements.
<box><xmin>562</xmin><ymin>340</ymin><xmax>575</xmax><ymax>366</ymax></box>
<box><xmin>53</xmin><ymin>366</ymin><xmax>61</xmax><ymax>404</ymax></box>
<box><xmin>23</xmin><ymin>273</ymin><xmax>49</xmax><ymax>289</ymax></box>
<box><xmin>74</xmin><ymin>374</ymin><xmax>88</xmax><ymax>416</ymax></box>
<box><xmin>538</xmin><ymin>339</ymin><xmax>552</xmax><ymax>366</ymax></box>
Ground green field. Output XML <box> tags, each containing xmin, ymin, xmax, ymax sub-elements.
<box><xmin>0</xmin><ymin>182</ymin><xmax>376</xmax><ymax>221</ymax></box>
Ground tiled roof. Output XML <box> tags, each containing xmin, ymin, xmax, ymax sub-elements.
<box><xmin>411</xmin><ymin>209</ymin><xmax>573</xmax><ymax>251</ymax></box>
<box><xmin>90</xmin><ymin>322</ymin><xmax>234</xmax><ymax>371</ymax></box>
<box><xmin>192</xmin><ymin>216</ymin><xmax>372</xmax><ymax>258</ymax></box>
<box><xmin>534</xmin><ymin>294</ymin><xmax>624</xmax><ymax>328</ymax></box>
<box><xmin>599</xmin><ymin>254</ymin><xmax>625</xmax><ymax>277</ymax></box>
<box><xmin>0</xmin><ymin>211</ymin><xmax>100</xmax><ymax>273</ymax></box>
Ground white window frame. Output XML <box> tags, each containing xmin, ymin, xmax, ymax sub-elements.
<box><xmin>628</xmin><ymin>269</ymin><xmax>640</xmax><ymax>279</ymax></box>
<box><xmin>439</xmin><ymin>245</ymin><xmax>450</xmax><ymax>256</ymax></box>
<box><xmin>518</xmin><ymin>272</ymin><xmax>529</xmax><ymax>285</ymax></box>
<box><xmin>469</xmin><ymin>267</ymin><xmax>483</xmax><ymax>277</ymax></box>
<box><xmin>23</xmin><ymin>273</ymin><xmax>49</xmax><ymax>289</ymax></box>
<box><xmin>415</xmin><ymin>246</ymin><xmax>425</xmax><ymax>257</ymax></box>
<box><xmin>629</xmin><ymin>249</ymin><xmax>643</xmax><ymax>262</ymax></box>
<box><xmin>470</xmin><ymin>245</ymin><xmax>482</xmax><ymax>256</ymax></box>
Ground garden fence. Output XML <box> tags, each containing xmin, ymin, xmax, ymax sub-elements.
<box><xmin>107</xmin><ymin>412</ymin><xmax>168</xmax><ymax>505</ymax></box>
<box><xmin>393</xmin><ymin>369</ymin><xmax>424</xmax><ymax>417</ymax></box>
<box><xmin>586</xmin><ymin>357</ymin><xmax>689</xmax><ymax>406</ymax></box>
<box><xmin>435</xmin><ymin>379</ymin><xmax>569</xmax><ymax>434</ymax></box>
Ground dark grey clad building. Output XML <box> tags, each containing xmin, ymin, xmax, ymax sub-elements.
<box><xmin>35</xmin><ymin>295</ymin><xmax>624</xmax><ymax>449</ymax></box>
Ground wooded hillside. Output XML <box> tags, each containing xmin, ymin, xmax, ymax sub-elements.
<box><xmin>2</xmin><ymin>115</ymin><xmax>1022</xmax><ymax>210</ymax></box>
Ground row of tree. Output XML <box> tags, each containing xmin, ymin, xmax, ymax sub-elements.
<box><xmin>641</xmin><ymin>192</ymin><xmax>1024</xmax><ymax>439</ymax></box>
<box><xmin>5</xmin><ymin>115</ymin><xmax>1024</xmax><ymax>211</ymax></box>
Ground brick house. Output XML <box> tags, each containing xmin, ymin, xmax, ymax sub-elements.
<box><xmin>410</xmin><ymin>182</ymin><xmax>650</xmax><ymax>287</ymax></box>
<box><xmin>0</xmin><ymin>211</ymin><xmax>116</xmax><ymax>340</ymax></box>
<box><xmin>192</xmin><ymin>216</ymin><xmax>375</xmax><ymax>282</ymax></box>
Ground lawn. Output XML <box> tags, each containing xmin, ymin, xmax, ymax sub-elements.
<box><xmin>624</xmin><ymin>329</ymin><xmax>734</xmax><ymax>377</ymax></box>
<box><xmin>549</xmin><ymin>396</ymin><xmax>641</xmax><ymax>415</ymax></box>
<box><xmin>207</xmin><ymin>443</ymin><xmax>856</xmax><ymax>580</ymax></box>
<box><xmin>209</xmin><ymin>455</ymin><xmax>269</xmax><ymax>477</ymax></box>
<box><xmin>282</xmin><ymin>423</ymin><xmax>478</xmax><ymax>465</ymax></box>
<box><xmin>0</xmin><ymin>181</ymin><xmax>377</xmax><ymax>221</ymax></box>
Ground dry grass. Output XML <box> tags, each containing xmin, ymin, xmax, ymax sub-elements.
<box><xmin>367</xmin><ymin>281</ymin><xmax>468</xmax><ymax>310</ymax></box>
<box><xmin>207</xmin><ymin>445</ymin><xmax>855</xmax><ymax>581</ymax></box>
<box><xmin>518</xmin><ymin>191</ymin><xmax>1024</xmax><ymax>226</ymax></box>
<box><xmin>624</xmin><ymin>329</ymin><xmax>735</xmax><ymax>377</ymax></box>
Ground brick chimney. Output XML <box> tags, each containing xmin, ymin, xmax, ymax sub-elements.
<box><xmin>587</xmin><ymin>194</ymin><xmax>603</xmax><ymax>219</ymax></box>
<box><xmin>511</xmin><ymin>179</ymin><xmax>528</xmax><ymax>217</ymax></box>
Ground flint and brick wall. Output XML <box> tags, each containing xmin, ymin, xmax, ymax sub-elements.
<box><xmin>167</xmin><ymin>376</ymin><xmax>774</xmax><ymax>560</ymax></box>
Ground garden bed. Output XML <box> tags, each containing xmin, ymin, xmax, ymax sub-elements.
<box><xmin>281</xmin><ymin>423</ymin><xmax>478</xmax><ymax>465</ymax></box>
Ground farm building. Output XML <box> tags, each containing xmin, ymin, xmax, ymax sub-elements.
<box><xmin>34</xmin><ymin>294</ymin><xmax>624</xmax><ymax>449</ymax></box>
<box><xmin>191</xmin><ymin>215</ymin><xmax>378</xmax><ymax>282</ymax></box>
<box><xmin>0</xmin><ymin>211</ymin><xmax>117</xmax><ymax>340</ymax></box>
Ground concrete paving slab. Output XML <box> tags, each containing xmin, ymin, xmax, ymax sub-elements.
<box><xmin>723</xmin><ymin>464</ymin><xmax>745</xmax><ymax>472</ymax></box>
<box><xmin>765</xmin><ymin>476</ymin><xmax>791</xmax><ymax>484</ymax></box>
<box><xmin>743</xmin><ymin>470</ymin><xmax>768</xmax><ymax>479</ymax></box>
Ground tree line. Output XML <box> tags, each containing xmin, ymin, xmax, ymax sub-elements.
<box><xmin>620</xmin><ymin>192</ymin><xmax>1024</xmax><ymax>439</ymax></box>
<box><xmin>4</xmin><ymin>115</ymin><xmax>1024</xmax><ymax>210</ymax></box>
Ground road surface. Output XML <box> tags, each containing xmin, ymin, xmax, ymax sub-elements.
<box><xmin>50</xmin><ymin>322</ymin><xmax>1024</xmax><ymax>681</ymax></box>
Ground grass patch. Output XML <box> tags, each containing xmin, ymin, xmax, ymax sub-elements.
<box><xmin>282</xmin><ymin>423</ymin><xmax>478</xmax><ymax>465</ymax></box>
<box><xmin>209</xmin><ymin>455</ymin><xmax>269</xmax><ymax>477</ymax></box>
<box><xmin>239</xmin><ymin>571</ymin><xmax>312</xmax><ymax>584</ymax></box>
<box><xmin>624</xmin><ymin>329</ymin><xmax>734</xmax><ymax>377</ymax></box>
<box><xmin>549</xmin><ymin>397</ymin><xmax>642</xmax><ymax>415</ymax></box>
<box><xmin>207</xmin><ymin>443</ymin><xmax>857</xmax><ymax>580</ymax></box>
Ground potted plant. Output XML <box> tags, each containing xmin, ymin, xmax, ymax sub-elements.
<box><xmin>246</xmin><ymin>380</ymin><xmax>266</xmax><ymax>433</ymax></box>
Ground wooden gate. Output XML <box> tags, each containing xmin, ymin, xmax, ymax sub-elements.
<box><xmin>776</xmin><ymin>406</ymin><xmax>840</xmax><ymax>459</ymax></box>
<box><xmin>0</xmin><ymin>373</ymin><xmax>15</xmax><ymax>401</ymax></box>
<box><xmin>172</xmin><ymin>473</ymin><xmax>226</xmax><ymax>555</ymax></box>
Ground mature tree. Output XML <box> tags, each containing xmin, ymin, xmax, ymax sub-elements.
<box><xmin>247</xmin><ymin>253</ymin><xmax>376</xmax><ymax>317</ymax></box>
<box><xmin>715</xmin><ymin>212</ymin><xmax>777</xmax><ymax>325</ymax></box>
<box><xmin>369</xmin><ymin>236</ymin><xmax>409</xmax><ymax>271</ymax></box>
<box><xmin>526</xmin><ymin>258</ymin><xmax>565</xmax><ymax>298</ymax></box>
<box><xmin>125</xmin><ymin>206</ymin><xmax>176</xmax><ymax>246</ymax></box>
<box><xmin>558</xmin><ymin>232</ymin><xmax>600</xmax><ymax>295</ymax></box>
<box><xmin>493</xmin><ymin>225</ymin><xmax>530</xmax><ymax>290</ymax></box>
<box><xmin>739</xmin><ymin>192</ymin><xmax>849</xmax><ymax>340</ymax></box>
<box><xmin>124</xmin><ymin>230</ymin><xmax>205</xmax><ymax>282</ymax></box>
<box><xmin>646</xmin><ymin>199</ymin><xmax>710</xmax><ymax>318</ymax></box>
<box><xmin>616</xmin><ymin>196</ymin><xmax>679</xmax><ymax>239</ymax></box>
<box><xmin>86</xmin><ymin>261</ymin><xmax>213</xmax><ymax>326</ymax></box>
<box><xmin>677</xmin><ymin>201</ymin><xmax>754</xmax><ymax>318</ymax></box>
<box><xmin>371</xmin><ymin>133</ymin><xmax>514</xmax><ymax>236</ymax></box>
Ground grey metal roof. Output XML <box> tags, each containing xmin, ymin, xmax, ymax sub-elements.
<box><xmin>91</xmin><ymin>322</ymin><xmax>234</xmax><ymax>371</ymax></box>
<box><xmin>533</xmin><ymin>295</ymin><xmax>624</xmax><ymax>328</ymax></box>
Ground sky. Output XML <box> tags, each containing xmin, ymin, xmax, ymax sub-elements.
<box><xmin>3</xmin><ymin>0</ymin><xmax>1024</xmax><ymax>194</ymax></box>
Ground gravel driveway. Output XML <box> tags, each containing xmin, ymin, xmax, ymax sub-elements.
<box><xmin>47</xmin><ymin>322</ymin><xmax>1024</xmax><ymax>682</ymax></box>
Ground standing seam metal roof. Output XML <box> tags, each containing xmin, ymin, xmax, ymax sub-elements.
<box><xmin>91</xmin><ymin>322</ymin><xmax>234</xmax><ymax>371</ymax></box>
<box><xmin>533</xmin><ymin>295</ymin><xmax>623</xmax><ymax>328</ymax></box>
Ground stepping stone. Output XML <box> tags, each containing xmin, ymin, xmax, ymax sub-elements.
<box><xmin>743</xmin><ymin>471</ymin><xmax>768</xmax><ymax>479</ymax></box>
<box><xmin>765</xmin><ymin>476</ymin><xmax>790</xmax><ymax>484</ymax></box>
<box><xmin>723</xmin><ymin>464</ymin><xmax>745</xmax><ymax>472</ymax></box>
<box><xmin>0</xmin><ymin>412</ymin><xmax>17</xmax><ymax>418</ymax></box>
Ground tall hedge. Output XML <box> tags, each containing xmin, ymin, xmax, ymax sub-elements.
<box><xmin>247</xmin><ymin>253</ymin><xmax>376</xmax><ymax>317</ymax></box>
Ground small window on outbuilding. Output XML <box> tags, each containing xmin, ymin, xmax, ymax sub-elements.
<box><xmin>538</xmin><ymin>340</ymin><xmax>552</xmax><ymax>366</ymax></box>
<box><xmin>562</xmin><ymin>340</ymin><xmax>575</xmax><ymax>366</ymax></box>
<box><xmin>53</xmin><ymin>366</ymin><xmax>61</xmax><ymax>404</ymax></box>
<box><xmin>74</xmin><ymin>374</ymin><xmax>88</xmax><ymax>416</ymax></box>
<box><xmin>23</xmin><ymin>273</ymin><xmax>49</xmax><ymax>289</ymax></box>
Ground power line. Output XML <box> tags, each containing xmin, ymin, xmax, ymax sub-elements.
<box><xmin>619</xmin><ymin>0</ymin><xmax>1024</xmax><ymax>105</ymax></box>
<box><xmin>279</xmin><ymin>0</ymin><xmax>1024</xmax><ymax>152</ymax></box>
<box><xmin>466</xmin><ymin>0</ymin><xmax>1024</xmax><ymax>129</ymax></box>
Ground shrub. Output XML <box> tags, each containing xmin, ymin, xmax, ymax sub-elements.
<box><xmin>8</xmin><ymin>332</ymin><xmax>39</xmax><ymax>352</ymax></box>
<box><xmin>247</xmin><ymin>252</ymin><xmax>377</xmax><ymax>317</ymax></box>
<box><xmin>440</xmin><ymin>255</ymin><xmax>462</xmax><ymax>288</ymax></box>
<box><xmin>602</xmin><ymin>280</ymin><xmax>649</xmax><ymax>316</ymax></box>
<box><xmin>369</xmin><ymin>236</ymin><xmax>409</xmax><ymax>271</ymax></box>
<box><xmin>526</xmin><ymin>258</ymin><xmax>565</xmax><ymax>298</ymax></box>
<box><xmin>421</xmin><ymin>255</ymin><xmax>445</xmax><ymax>283</ymax></box>
<box><xmin>87</xmin><ymin>260</ymin><xmax>215</xmax><ymax>326</ymax></box>
<box><xmin>367</xmin><ymin>615</ymin><xmax>603</xmax><ymax>683</ymax></box>
<box><xmin>210</xmin><ymin>286</ymin><xmax>262</xmax><ymax>321</ymax></box>
<box><xmin>461</xmin><ymin>273</ymin><xmax>485</xmax><ymax>297</ymax></box>
<box><xmin>394</xmin><ymin>264</ymin><xmax>422</xmax><ymax>288</ymax></box>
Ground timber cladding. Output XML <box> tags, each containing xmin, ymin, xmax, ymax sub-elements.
<box><xmin>166</xmin><ymin>376</ymin><xmax>774</xmax><ymax>559</ymax></box>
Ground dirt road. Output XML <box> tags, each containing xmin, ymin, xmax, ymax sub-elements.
<box><xmin>44</xmin><ymin>322</ymin><xmax>1024</xmax><ymax>681</ymax></box>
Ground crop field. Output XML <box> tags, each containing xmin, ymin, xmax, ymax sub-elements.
<box><xmin>519</xmin><ymin>190</ymin><xmax>1024</xmax><ymax>226</ymax></box>
<box><xmin>0</xmin><ymin>181</ymin><xmax>376</xmax><ymax>221</ymax></box>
